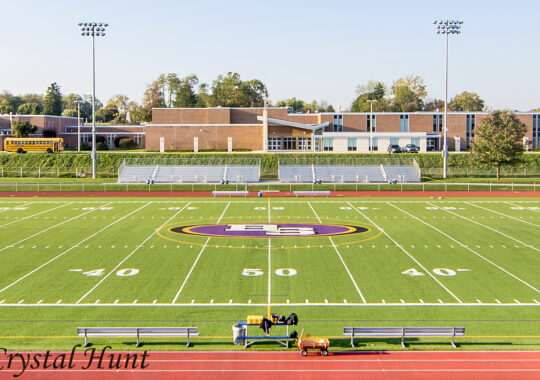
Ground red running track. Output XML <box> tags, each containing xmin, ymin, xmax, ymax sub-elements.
<box><xmin>1</xmin><ymin>351</ymin><xmax>539</xmax><ymax>379</ymax></box>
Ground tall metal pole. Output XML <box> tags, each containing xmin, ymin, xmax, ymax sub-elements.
<box><xmin>91</xmin><ymin>33</ymin><xmax>96</xmax><ymax>178</ymax></box>
<box><xmin>434</xmin><ymin>20</ymin><xmax>462</xmax><ymax>179</ymax></box>
<box><xmin>79</xmin><ymin>22</ymin><xmax>108</xmax><ymax>179</ymax></box>
<box><xmin>443</xmin><ymin>31</ymin><xmax>449</xmax><ymax>178</ymax></box>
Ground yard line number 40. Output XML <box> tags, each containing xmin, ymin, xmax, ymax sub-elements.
<box><xmin>402</xmin><ymin>268</ymin><xmax>469</xmax><ymax>277</ymax></box>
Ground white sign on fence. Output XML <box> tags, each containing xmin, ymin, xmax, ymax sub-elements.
<box><xmin>159</xmin><ymin>137</ymin><xmax>165</xmax><ymax>153</ymax></box>
<box><xmin>228</xmin><ymin>137</ymin><xmax>232</xmax><ymax>152</ymax></box>
<box><xmin>194</xmin><ymin>137</ymin><xmax>199</xmax><ymax>153</ymax></box>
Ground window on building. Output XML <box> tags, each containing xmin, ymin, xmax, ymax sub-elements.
<box><xmin>411</xmin><ymin>138</ymin><xmax>420</xmax><ymax>147</ymax></box>
<box><xmin>366</xmin><ymin>115</ymin><xmax>376</xmax><ymax>132</ymax></box>
<box><xmin>333</xmin><ymin>114</ymin><xmax>343</xmax><ymax>132</ymax></box>
<box><xmin>433</xmin><ymin>114</ymin><xmax>443</xmax><ymax>132</ymax></box>
<box><xmin>347</xmin><ymin>138</ymin><xmax>357</xmax><ymax>151</ymax></box>
<box><xmin>268</xmin><ymin>137</ymin><xmax>281</xmax><ymax>151</ymax></box>
<box><xmin>531</xmin><ymin>116</ymin><xmax>537</xmax><ymax>148</ymax></box>
<box><xmin>466</xmin><ymin>114</ymin><xmax>476</xmax><ymax>149</ymax></box>
<box><xmin>283</xmin><ymin>137</ymin><xmax>296</xmax><ymax>150</ymax></box>
<box><xmin>323</xmin><ymin>138</ymin><xmax>333</xmax><ymax>151</ymax></box>
<box><xmin>371</xmin><ymin>137</ymin><xmax>378</xmax><ymax>152</ymax></box>
<box><xmin>298</xmin><ymin>137</ymin><xmax>311</xmax><ymax>150</ymax></box>
<box><xmin>390</xmin><ymin>138</ymin><xmax>399</xmax><ymax>146</ymax></box>
<box><xmin>399</xmin><ymin>115</ymin><xmax>409</xmax><ymax>132</ymax></box>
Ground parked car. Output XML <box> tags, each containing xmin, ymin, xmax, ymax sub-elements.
<box><xmin>387</xmin><ymin>144</ymin><xmax>402</xmax><ymax>153</ymax></box>
<box><xmin>403</xmin><ymin>144</ymin><xmax>419</xmax><ymax>153</ymax></box>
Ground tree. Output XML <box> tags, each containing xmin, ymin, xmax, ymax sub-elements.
<box><xmin>471</xmin><ymin>110</ymin><xmax>527</xmax><ymax>179</ymax></box>
<box><xmin>12</xmin><ymin>121</ymin><xmax>37</xmax><ymax>137</ymax></box>
<box><xmin>127</xmin><ymin>102</ymin><xmax>151</xmax><ymax>123</ymax></box>
<box><xmin>172</xmin><ymin>74</ymin><xmax>200</xmax><ymax>108</ymax></box>
<box><xmin>42</xmin><ymin>82</ymin><xmax>63</xmax><ymax>115</ymax></box>
<box><xmin>142</xmin><ymin>80</ymin><xmax>166</xmax><ymax>112</ymax></box>
<box><xmin>351</xmin><ymin>81</ymin><xmax>389</xmax><ymax>112</ymax></box>
<box><xmin>106</xmin><ymin>95</ymin><xmax>130</xmax><ymax>121</ymax></box>
<box><xmin>17</xmin><ymin>102</ymin><xmax>41</xmax><ymax>115</ymax></box>
<box><xmin>61</xmin><ymin>108</ymin><xmax>78</xmax><ymax>117</ymax></box>
<box><xmin>424</xmin><ymin>99</ymin><xmax>445</xmax><ymax>111</ymax></box>
<box><xmin>275</xmin><ymin>97</ymin><xmax>305</xmax><ymax>113</ymax></box>
<box><xmin>157</xmin><ymin>73</ymin><xmax>181</xmax><ymax>107</ymax></box>
<box><xmin>95</xmin><ymin>106</ymin><xmax>118</xmax><ymax>123</ymax></box>
<box><xmin>81</xmin><ymin>95</ymin><xmax>102</xmax><ymax>120</ymax></box>
<box><xmin>391</xmin><ymin>75</ymin><xmax>426</xmax><ymax>112</ymax></box>
<box><xmin>449</xmin><ymin>91</ymin><xmax>485</xmax><ymax>111</ymax></box>
<box><xmin>391</xmin><ymin>86</ymin><xmax>424</xmax><ymax>112</ymax></box>
<box><xmin>0</xmin><ymin>91</ymin><xmax>23</xmax><ymax>114</ymax></box>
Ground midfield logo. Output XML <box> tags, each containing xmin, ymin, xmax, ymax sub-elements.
<box><xmin>225</xmin><ymin>224</ymin><xmax>315</xmax><ymax>236</ymax></box>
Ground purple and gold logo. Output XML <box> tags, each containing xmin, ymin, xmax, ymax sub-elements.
<box><xmin>170</xmin><ymin>223</ymin><xmax>368</xmax><ymax>238</ymax></box>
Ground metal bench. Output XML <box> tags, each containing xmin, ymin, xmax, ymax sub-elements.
<box><xmin>343</xmin><ymin>327</ymin><xmax>465</xmax><ymax>348</ymax></box>
<box><xmin>77</xmin><ymin>327</ymin><xmax>199</xmax><ymax>348</ymax></box>
<box><xmin>212</xmin><ymin>191</ymin><xmax>249</xmax><ymax>198</ymax></box>
<box><xmin>293</xmin><ymin>191</ymin><xmax>331</xmax><ymax>197</ymax></box>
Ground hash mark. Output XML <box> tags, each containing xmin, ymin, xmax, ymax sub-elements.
<box><xmin>114</xmin><ymin>300</ymin><xmax>119</xmax><ymax>304</ymax></box>
<box><xmin>495</xmin><ymin>299</ymin><xmax>501</xmax><ymax>304</ymax></box>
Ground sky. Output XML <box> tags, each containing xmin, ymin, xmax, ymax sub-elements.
<box><xmin>1</xmin><ymin>0</ymin><xmax>539</xmax><ymax>111</ymax></box>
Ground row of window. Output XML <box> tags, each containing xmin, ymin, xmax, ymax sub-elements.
<box><xmin>7</xmin><ymin>140</ymin><xmax>55</xmax><ymax>145</ymax></box>
<box><xmin>269</xmin><ymin>137</ymin><xmax>419</xmax><ymax>152</ymax></box>
<box><xmin>533</xmin><ymin>115</ymin><xmax>540</xmax><ymax>149</ymax></box>
<box><xmin>466</xmin><ymin>114</ymin><xmax>476</xmax><ymax>149</ymax></box>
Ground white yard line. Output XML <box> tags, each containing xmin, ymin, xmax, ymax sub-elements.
<box><xmin>427</xmin><ymin>202</ymin><xmax>539</xmax><ymax>253</ymax></box>
<box><xmin>171</xmin><ymin>202</ymin><xmax>230</xmax><ymax>304</ymax></box>
<box><xmin>216</xmin><ymin>202</ymin><xmax>230</xmax><ymax>224</ymax></box>
<box><xmin>348</xmin><ymin>202</ymin><xmax>463</xmax><ymax>303</ymax></box>
<box><xmin>0</xmin><ymin>202</ymin><xmax>111</xmax><ymax>254</ymax></box>
<box><xmin>171</xmin><ymin>237</ymin><xmax>211</xmax><ymax>304</ymax></box>
<box><xmin>309</xmin><ymin>201</ymin><xmax>366</xmax><ymax>303</ymax></box>
<box><xmin>76</xmin><ymin>202</ymin><xmax>190</xmax><ymax>304</ymax></box>
<box><xmin>0</xmin><ymin>202</ymin><xmax>150</xmax><ymax>296</ymax></box>
<box><xmin>0</xmin><ymin>202</ymin><xmax>71</xmax><ymax>229</ymax></box>
<box><xmin>0</xmin><ymin>301</ymin><xmax>539</xmax><ymax>307</ymax></box>
<box><xmin>466</xmin><ymin>202</ymin><xmax>540</xmax><ymax>228</ymax></box>
<box><xmin>389</xmin><ymin>202</ymin><xmax>540</xmax><ymax>295</ymax></box>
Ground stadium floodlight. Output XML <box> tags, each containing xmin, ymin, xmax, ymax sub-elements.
<box><xmin>434</xmin><ymin>19</ymin><xmax>463</xmax><ymax>179</ymax></box>
<box><xmin>78</xmin><ymin>21</ymin><xmax>109</xmax><ymax>179</ymax></box>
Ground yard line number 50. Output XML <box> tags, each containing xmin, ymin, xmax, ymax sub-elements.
<box><xmin>242</xmin><ymin>268</ymin><xmax>297</xmax><ymax>277</ymax></box>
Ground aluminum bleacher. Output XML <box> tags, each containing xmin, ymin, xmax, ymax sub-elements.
<box><xmin>383</xmin><ymin>166</ymin><xmax>421</xmax><ymax>182</ymax></box>
<box><xmin>117</xmin><ymin>159</ymin><xmax>260</xmax><ymax>183</ymax></box>
<box><xmin>278</xmin><ymin>165</ymin><xmax>314</xmax><ymax>182</ymax></box>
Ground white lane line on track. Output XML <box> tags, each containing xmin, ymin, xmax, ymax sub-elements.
<box><xmin>389</xmin><ymin>202</ymin><xmax>540</xmax><ymax>295</ymax></box>
<box><xmin>0</xmin><ymin>202</ymin><xmax>146</xmax><ymax>296</ymax></box>
<box><xmin>309</xmin><ymin>201</ymin><xmax>366</xmax><ymax>303</ymax></box>
<box><xmin>429</xmin><ymin>202</ymin><xmax>539</xmax><ymax>253</ymax></box>
<box><xmin>350</xmin><ymin>202</ymin><xmax>462</xmax><ymax>303</ymax></box>
<box><xmin>0</xmin><ymin>202</ymin><xmax>70</xmax><ymax>229</ymax></box>
<box><xmin>467</xmin><ymin>202</ymin><xmax>540</xmax><ymax>228</ymax></box>
<box><xmin>76</xmin><ymin>202</ymin><xmax>190</xmax><ymax>304</ymax></box>
<box><xmin>5</xmin><ymin>369</ymin><xmax>540</xmax><ymax>373</ymax></box>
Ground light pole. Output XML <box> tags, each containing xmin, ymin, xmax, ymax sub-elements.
<box><xmin>434</xmin><ymin>19</ymin><xmax>462</xmax><ymax>179</ymax></box>
<box><xmin>74</xmin><ymin>100</ymin><xmax>83</xmax><ymax>152</ymax></box>
<box><xmin>79</xmin><ymin>22</ymin><xmax>108</xmax><ymax>179</ymax></box>
<box><xmin>367</xmin><ymin>100</ymin><xmax>376</xmax><ymax>153</ymax></box>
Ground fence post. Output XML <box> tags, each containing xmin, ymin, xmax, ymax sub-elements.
<box><xmin>38</xmin><ymin>167</ymin><xmax>40</xmax><ymax>178</ymax></box>
<box><xmin>445</xmin><ymin>182</ymin><xmax>447</xmax><ymax>192</ymax></box>
<box><xmin>38</xmin><ymin>183</ymin><xmax>39</xmax><ymax>192</ymax></box>
<box><xmin>512</xmin><ymin>182</ymin><xmax>514</xmax><ymax>192</ymax></box>
<box><xmin>16</xmin><ymin>183</ymin><xmax>17</xmax><ymax>192</ymax></box>
<box><xmin>59</xmin><ymin>183</ymin><xmax>62</xmax><ymax>192</ymax></box>
<box><xmin>57</xmin><ymin>168</ymin><xmax>59</xmax><ymax>178</ymax></box>
<box><xmin>490</xmin><ymin>182</ymin><xmax>492</xmax><ymax>192</ymax></box>
<box><xmin>468</xmin><ymin>183</ymin><xmax>470</xmax><ymax>192</ymax></box>
<box><xmin>20</xmin><ymin>167</ymin><xmax>22</xmax><ymax>178</ymax></box>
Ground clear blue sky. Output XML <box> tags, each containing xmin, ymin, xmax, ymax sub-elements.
<box><xmin>1</xmin><ymin>0</ymin><xmax>539</xmax><ymax>111</ymax></box>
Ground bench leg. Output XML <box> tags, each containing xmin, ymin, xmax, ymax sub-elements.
<box><xmin>451</xmin><ymin>334</ymin><xmax>456</xmax><ymax>349</ymax></box>
<box><xmin>401</xmin><ymin>329</ymin><xmax>406</xmax><ymax>349</ymax></box>
<box><xmin>135</xmin><ymin>329</ymin><xmax>140</xmax><ymax>348</ymax></box>
<box><xmin>84</xmin><ymin>331</ymin><xmax>89</xmax><ymax>348</ymax></box>
<box><xmin>350</xmin><ymin>334</ymin><xmax>354</xmax><ymax>348</ymax></box>
<box><xmin>186</xmin><ymin>332</ymin><xmax>190</xmax><ymax>348</ymax></box>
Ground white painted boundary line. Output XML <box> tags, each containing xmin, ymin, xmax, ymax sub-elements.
<box><xmin>0</xmin><ymin>202</ymin><xmax>71</xmax><ymax>229</ymax></box>
<box><xmin>171</xmin><ymin>202</ymin><xmax>230</xmax><ymax>304</ymax></box>
<box><xmin>308</xmin><ymin>201</ymin><xmax>366</xmax><ymax>303</ymax></box>
<box><xmin>348</xmin><ymin>202</ymin><xmax>463</xmax><ymax>303</ymax></box>
<box><xmin>0</xmin><ymin>202</ymin><xmax>111</xmax><ymax>254</ymax></box>
<box><xmin>466</xmin><ymin>202</ymin><xmax>540</xmax><ymax>228</ymax></box>
<box><xmin>389</xmin><ymin>202</ymin><xmax>540</xmax><ymax>295</ymax></box>
<box><xmin>76</xmin><ymin>202</ymin><xmax>190</xmax><ymax>304</ymax></box>
<box><xmin>427</xmin><ymin>202</ymin><xmax>540</xmax><ymax>253</ymax></box>
<box><xmin>0</xmin><ymin>202</ymin><xmax>149</xmax><ymax>296</ymax></box>
<box><xmin>171</xmin><ymin>237</ymin><xmax>211</xmax><ymax>304</ymax></box>
<box><xmin>0</xmin><ymin>302</ymin><xmax>538</xmax><ymax>307</ymax></box>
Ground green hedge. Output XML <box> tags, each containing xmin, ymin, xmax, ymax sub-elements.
<box><xmin>0</xmin><ymin>151</ymin><xmax>539</xmax><ymax>178</ymax></box>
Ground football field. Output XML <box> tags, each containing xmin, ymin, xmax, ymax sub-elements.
<box><xmin>0</xmin><ymin>196</ymin><xmax>539</xmax><ymax>349</ymax></box>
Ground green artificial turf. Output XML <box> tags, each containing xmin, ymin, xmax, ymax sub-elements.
<box><xmin>0</xmin><ymin>196</ymin><xmax>538</xmax><ymax>351</ymax></box>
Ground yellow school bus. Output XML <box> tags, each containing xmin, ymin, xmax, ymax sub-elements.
<box><xmin>4</xmin><ymin>138</ymin><xmax>65</xmax><ymax>153</ymax></box>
